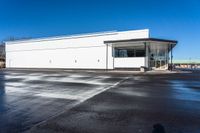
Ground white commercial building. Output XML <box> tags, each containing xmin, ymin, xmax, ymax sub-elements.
<box><xmin>5</xmin><ymin>29</ymin><xmax>177</xmax><ymax>70</ymax></box>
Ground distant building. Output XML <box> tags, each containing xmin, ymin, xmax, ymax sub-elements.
<box><xmin>174</xmin><ymin>59</ymin><xmax>200</xmax><ymax>69</ymax></box>
<box><xmin>5</xmin><ymin>29</ymin><xmax>177</xmax><ymax>71</ymax></box>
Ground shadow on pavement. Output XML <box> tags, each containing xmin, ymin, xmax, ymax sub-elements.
<box><xmin>152</xmin><ymin>123</ymin><xmax>166</xmax><ymax>133</ymax></box>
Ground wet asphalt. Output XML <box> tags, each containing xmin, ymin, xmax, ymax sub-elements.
<box><xmin>0</xmin><ymin>69</ymin><xmax>200</xmax><ymax>133</ymax></box>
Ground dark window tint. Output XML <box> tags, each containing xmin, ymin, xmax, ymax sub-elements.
<box><xmin>114</xmin><ymin>48</ymin><xmax>145</xmax><ymax>57</ymax></box>
<box><xmin>135</xmin><ymin>50</ymin><xmax>145</xmax><ymax>57</ymax></box>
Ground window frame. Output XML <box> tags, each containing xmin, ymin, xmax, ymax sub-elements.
<box><xmin>113</xmin><ymin>47</ymin><xmax>145</xmax><ymax>58</ymax></box>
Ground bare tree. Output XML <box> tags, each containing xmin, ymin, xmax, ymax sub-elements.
<box><xmin>3</xmin><ymin>36</ymin><xmax>32</xmax><ymax>42</ymax></box>
<box><xmin>0</xmin><ymin>36</ymin><xmax>31</xmax><ymax>64</ymax></box>
<box><xmin>0</xmin><ymin>41</ymin><xmax>5</xmax><ymax>68</ymax></box>
<box><xmin>0</xmin><ymin>41</ymin><xmax>5</xmax><ymax>59</ymax></box>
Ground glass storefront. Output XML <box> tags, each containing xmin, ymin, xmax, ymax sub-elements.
<box><xmin>149</xmin><ymin>43</ymin><xmax>169</xmax><ymax>70</ymax></box>
<box><xmin>111</xmin><ymin>42</ymin><xmax>172</xmax><ymax>70</ymax></box>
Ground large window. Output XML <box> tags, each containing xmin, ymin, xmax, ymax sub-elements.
<box><xmin>135</xmin><ymin>50</ymin><xmax>145</xmax><ymax>57</ymax></box>
<box><xmin>114</xmin><ymin>47</ymin><xmax>145</xmax><ymax>57</ymax></box>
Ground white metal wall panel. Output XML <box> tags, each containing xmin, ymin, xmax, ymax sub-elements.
<box><xmin>6</xmin><ymin>29</ymin><xmax>149</xmax><ymax>69</ymax></box>
<box><xmin>114</xmin><ymin>57</ymin><xmax>145</xmax><ymax>68</ymax></box>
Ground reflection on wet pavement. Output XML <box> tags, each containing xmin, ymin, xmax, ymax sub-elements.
<box><xmin>1</xmin><ymin>70</ymin><xmax>200</xmax><ymax>133</ymax></box>
<box><xmin>29</xmin><ymin>70</ymin><xmax>200</xmax><ymax>133</ymax></box>
<box><xmin>0</xmin><ymin>70</ymin><xmax>126</xmax><ymax>132</ymax></box>
<box><xmin>170</xmin><ymin>80</ymin><xmax>200</xmax><ymax>102</ymax></box>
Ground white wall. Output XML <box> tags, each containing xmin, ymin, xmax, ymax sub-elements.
<box><xmin>6</xmin><ymin>46</ymin><xmax>107</xmax><ymax>69</ymax></box>
<box><xmin>114</xmin><ymin>57</ymin><xmax>145</xmax><ymax>68</ymax></box>
<box><xmin>6</xmin><ymin>29</ymin><xmax>149</xmax><ymax>69</ymax></box>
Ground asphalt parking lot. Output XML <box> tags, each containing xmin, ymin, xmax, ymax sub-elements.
<box><xmin>0</xmin><ymin>69</ymin><xmax>200</xmax><ymax>133</ymax></box>
<box><xmin>0</xmin><ymin>69</ymin><xmax>128</xmax><ymax>132</ymax></box>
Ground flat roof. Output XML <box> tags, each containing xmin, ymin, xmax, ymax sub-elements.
<box><xmin>104</xmin><ymin>38</ymin><xmax>178</xmax><ymax>44</ymax></box>
<box><xmin>5</xmin><ymin>29</ymin><xmax>149</xmax><ymax>44</ymax></box>
<box><xmin>5</xmin><ymin>31</ymin><xmax>117</xmax><ymax>44</ymax></box>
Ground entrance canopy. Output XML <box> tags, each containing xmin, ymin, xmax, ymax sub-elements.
<box><xmin>104</xmin><ymin>38</ymin><xmax>177</xmax><ymax>48</ymax></box>
<box><xmin>104</xmin><ymin>38</ymin><xmax>178</xmax><ymax>70</ymax></box>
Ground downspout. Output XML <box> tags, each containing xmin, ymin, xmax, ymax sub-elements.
<box><xmin>167</xmin><ymin>44</ymin><xmax>169</xmax><ymax>70</ymax></box>
<box><xmin>112</xmin><ymin>45</ymin><xmax>114</xmax><ymax>70</ymax></box>
<box><xmin>171</xmin><ymin>44</ymin><xmax>173</xmax><ymax>71</ymax></box>
<box><xmin>144</xmin><ymin>42</ymin><xmax>148</xmax><ymax>69</ymax></box>
<box><xmin>106</xmin><ymin>43</ymin><xmax>108</xmax><ymax>70</ymax></box>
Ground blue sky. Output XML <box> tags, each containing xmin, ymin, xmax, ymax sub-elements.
<box><xmin>0</xmin><ymin>0</ymin><xmax>199</xmax><ymax>59</ymax></box>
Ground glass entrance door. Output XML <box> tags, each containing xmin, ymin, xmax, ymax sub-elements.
<box><xmin>154</xmin><ymin>59</ymin><xmax>167</xmax><ymax>69</ymax></box>
<box><xmin>149</xmin><ymin>44</ymin><xmax>169</xmax><ymax>70</ymax></box>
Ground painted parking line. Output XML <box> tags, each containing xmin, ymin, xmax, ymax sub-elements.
<box><xmin>3</xmin><ymin>71</ymin><xmax>130</xmax><ymax>108</ymax></box>
<box><xmin>30</xmin><ymin>76</ymin><xmax>130</xmax><ymax>130</ymax></box>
